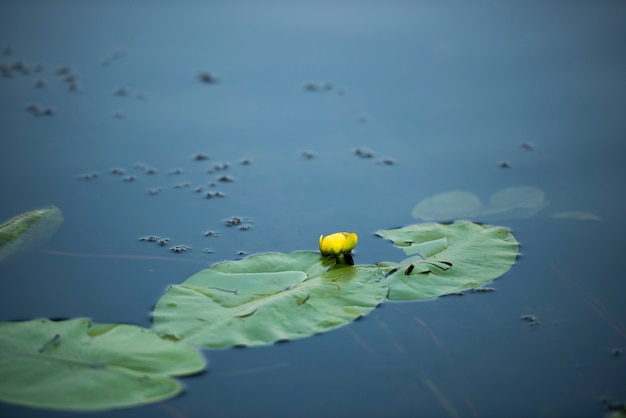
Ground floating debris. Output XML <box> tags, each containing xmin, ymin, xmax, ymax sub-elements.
<box><xmin>112</xmin><ymin>111</ymin><xmax>125</xmax><ymax>119</ymax></box>
<box><xmin>303</xmin><ymin>82</ymin><xmax>319</xmax><ymax>92</ymax></box>
<box><xmin>169</xmin><ymin>168</ymin><xmax>183</xmax><ymax>175</ymax></box>
<box><xmin>217</xmin><ymin>175</ymin><xmax>234</xmax><ymax>182</ymax></box>
<box><xmin>139</xmin><ymin>235</ymin><xmax>159</xmax><ymax>242</ymax></box>
<box><xmin>134</xmin><ymin>164</ymin><xmax>157</xmax><ymax>174</ymax></box>
<box><xmin>379</xmin><ymin>157</ymin><xmax>395</xmax><ymax>165</ymax></box>
<box><xmin>498</xmin><ymin>160</ymin><xmax>511</xmax><ymax>168</ymax></box>
<box><xmin>209</xmin><ymin>162</ymin><xmax>230</xmax><ymax>172</ymax></box>
<box><xmin>203</xmin><ymin>248</ymin><xmax>213</xmax><ymax>254</ymax></box>
<box><xmin>110</xmin><ymin>167</ymin><xmax>125</xmax><ymax>175</ymax></box>
<box><xmin>173</xmin><ymin>182</ymin><xmax>190</xmax><ymax>189</ymax></box>
<box><xmin>34</xmin><ymin>80</ymin><xmax>45</xmax><ymax>88</ymax></box>
<box><xmin>193</xmin><ymin>153</ymin><xmax>210</xmax><ymax>161</ymax></box>
<box><xmin>240</xmin><ymin>157</ymin><xmax>251</xmax><ymax>165</ymax></box>
<box><xmin>205</xmin><ymin>191</ymin><xmax>225</xmax><ymax>199</ymax></box>
<box><xmin>239</xmin><ymin>224</ymin><xmax>251</xmax><ymax>231</ymax></box>
<box><xmin>302</xmin><ymin>81</ymin><xmax>333</xmax><ymax>92</ymax></box>
<box><xmin>355</xmin><ymin>148</ymin><xmax>374</xmax><ymax>158</ymax></box>
<box><xmin>224</xmin><ymin>216</ymin><xmax>243</xmax><ymax>227</ymax></box>
<box><xmin>25</xmin><ymin>103</ymin><xmax>54</xmax><ymax>116</ymax></box>
<box><xmin>25</xmin><ymin>103</ymin><xmax>40</xmax><ymax>114</ymax></box>
<box><xmin>521</xmin><ymin>314</ymin><xmax>539</xmax><ymax>327</ymax></box>
<box><xmin>56</xmin><ymin>66</ymin><xmax>71</xmax><ymax>76</ymax></box>
<box><xmin>611</xmin><ymin>348</ymin><xmax>623</xmax><ymax>358</ymax></box>
<box><xmin>122</xmin><ymin>175</ymin><xmax>137</xmax><ymax>182</ymax></box>
<box><xmin>139</xmin><ymin>236</ymin><xmax>169</xmax><ymax>246</ymax></box>
<box><xmin>101</xmin><ymin>49</ymin><xmax>125</xmax><ymax>67</ymax></box>
<box><xmin>114</xmin><ymin>87</ymin><xmax>128</xmax><ymax>97</ymax></box>
<box><xmin>170</xmin><ymin>245</ymin><xmax>190</xmax><ymax>253</ymax></box>
<box><xmin>195</xmin><ymin>186</ymin><xmax>204</xmax><ymax>193</ymax></box>
<box><xmin>198</xmin><ymin>71</ymin><xmax>219</xmax><ymax>84</ymax></box>
<box><xmin>147</xmin><ymin>187</ymin><xmax>162</xmax><ymax>196</ymax></box>
<box><xmin>520</xmin><ymin>141</ymin><xmax>534</xmax><ymax>151</ymax></box>
<box><xmin>204</xmin><ymin>230</ymin><xmax>220</xmax><ymax>237</ymax></box>
<box><xmin>301</xmin><ymin>150</ymin><xmax>315</xmax><ymax>160</ymax></box>
<box><xmin>76</xmin><ymin>172</ymin><xmax>99</xmax><ymax>180</ymax></box>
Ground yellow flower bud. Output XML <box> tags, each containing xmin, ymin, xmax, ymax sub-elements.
<box><xmin>319</xmin><ymin>232</ymin><xmax>358</xmax><ymax>256</ymax></box>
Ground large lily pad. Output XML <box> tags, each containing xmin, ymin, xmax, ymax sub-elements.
<box><xmin>152</xmin><ymin>251</ymin><xmax>387</xmax><ymax>348</ymax></box>
<box><xmin>376</xmin><ymin>221</ymin><xmax>519</xmax><ymax>301</ymax></box>
<box><xmin>0</xmin><ymin>206</ymin><xmax>63</xmax><ymax>262</ymax></box>
<box><xmin>0</xmin><ymin>318</ymin><xmax>206</xmax><ymax>411</ymax></box>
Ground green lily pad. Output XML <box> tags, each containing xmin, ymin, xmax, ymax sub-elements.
<box><xmin>152</xmin><ymin>251</ymin><xmax>387</xmax><ymax>348</ymax></box>
<box><xmin>0</xmin><ymin>206</ymin><xmax>63</xmax><ymax>262</ymax></box>
<box><xmin>0</xmin><ymin>318</ymin><xmax>206</xmax><ymax>411</ymax></box>
<box><xmin>376</xmin><ymin>221</ymin><xmax>519</xmax><ymax>301</ymax></box>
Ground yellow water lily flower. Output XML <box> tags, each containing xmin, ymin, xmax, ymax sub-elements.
<box><xmin>319</xmin><ymin>232</ymin><xmax>358</xmax><ymax>256</ymax></box>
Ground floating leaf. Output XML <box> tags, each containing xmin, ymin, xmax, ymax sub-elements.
<box><xmin>488</xmin><ymin>186</ymin><xmax>544</xmax><ymax>212</ymax></box>
<box><xmin>411</xmin><ymin>191</ymin><xmax>484</xmax><ymax>221</ymax></box>
<box><xmin>486</xmin><ymin>186</ymin><xmax>547</xmax><ymax>220</ymax></box>
<box><xmin>0</xmin><ymin>318</ymin><xmax>205</xmax><ymax>411</ymax></box>
<box><xmin>551</xmin><ymin>211</ymin><xmax>603</xmax><ymax>221</ymax></box>
<box><xmin>376</xmin><ymin>221</ymin><xmax>518</xmax><ymax>301</ymax></box>
<box><xmin>152</xmin><ymin>251</ymin><xmax>387</xmax><ymax>348</ymax></box>
<box><xmin>411</xmin><ymin>186</ymin><xmax>546</xmax><ymax>222</ymax></box>
<box><xmin>0</xmin><ymin>205</ymin><xmax>63</xmax><ymax>262</ymax></box>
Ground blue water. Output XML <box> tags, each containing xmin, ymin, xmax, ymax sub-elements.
<box><xmin>1</xmin><ymin>1</ymin><xmax>625</xmax><ymax>417</ymax></box>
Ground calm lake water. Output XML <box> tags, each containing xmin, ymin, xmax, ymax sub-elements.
<box><xmin>1</xmin><ymin>1</ymin><xmax>625</xmax><ymax>417</ymax></box>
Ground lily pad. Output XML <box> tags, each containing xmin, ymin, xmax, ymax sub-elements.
<box><xmin>0</xmin><ymin>318</ymin><xmax>205</xmax><ymax>411</ymax></box>
<box><xmin>411</xmin><ymin>191</ymin><xmax>485</xmax><ymax>221</ymax></box>
<box><xmin>0</xmin><ymin>206</ymin><xmax>63</xmax><ymax>262</ymax></box>
<box><xmin>376</xmin><ymin>221</ymin><xmax>519</xmax><ymax>301</ymax></box>
<box><xmin>152</xmin><ymin>251</ymin><xmax>387</xmax><ymax>348</ymax></box>
<box><xmin>411</xmin><ymin>186</ymin><xmax>546</xmax><ymax>221</ymax></box>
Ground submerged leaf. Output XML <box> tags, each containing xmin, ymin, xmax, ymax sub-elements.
<box><xmin>0</xmin><ymin>318</ymin><xmax>205</xmax><ymax>411</ymax></box>
<box><xmin>411</xmin><ymin>186</ymin><xmax>546</xmax><ymax>222</ymax></box>
<box><xmin>411</xmin><ymin>191</ymin><xmax>484</xmax><ymax>221</ymax></box>
<box><xmin>488</xmin><ymin>186</ymin><xmax>544</xmax><ymax>212</ymax></box>
<box><xmin>486</xmin><ymin>186</ymin><xmax>546</xmax><ymax>220</ymax></box>
<box><xmin>0</xmin><ymin>206</ymin><xmax>63</xmax><ymax>262</ymax></box>
<box><xmin>551</xmin><ymin>211</ymin><xmax>602</xmax><ymax>221</ymax></box>
<box><xmin>376</xmin><ymin>221</ymin><xmax>518</xmax><ymax>301</ymax></box>
<box><xmin>152</xmin><ymin>251</ymin><xmax>387</xmax><ymax>348</ymax></box>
